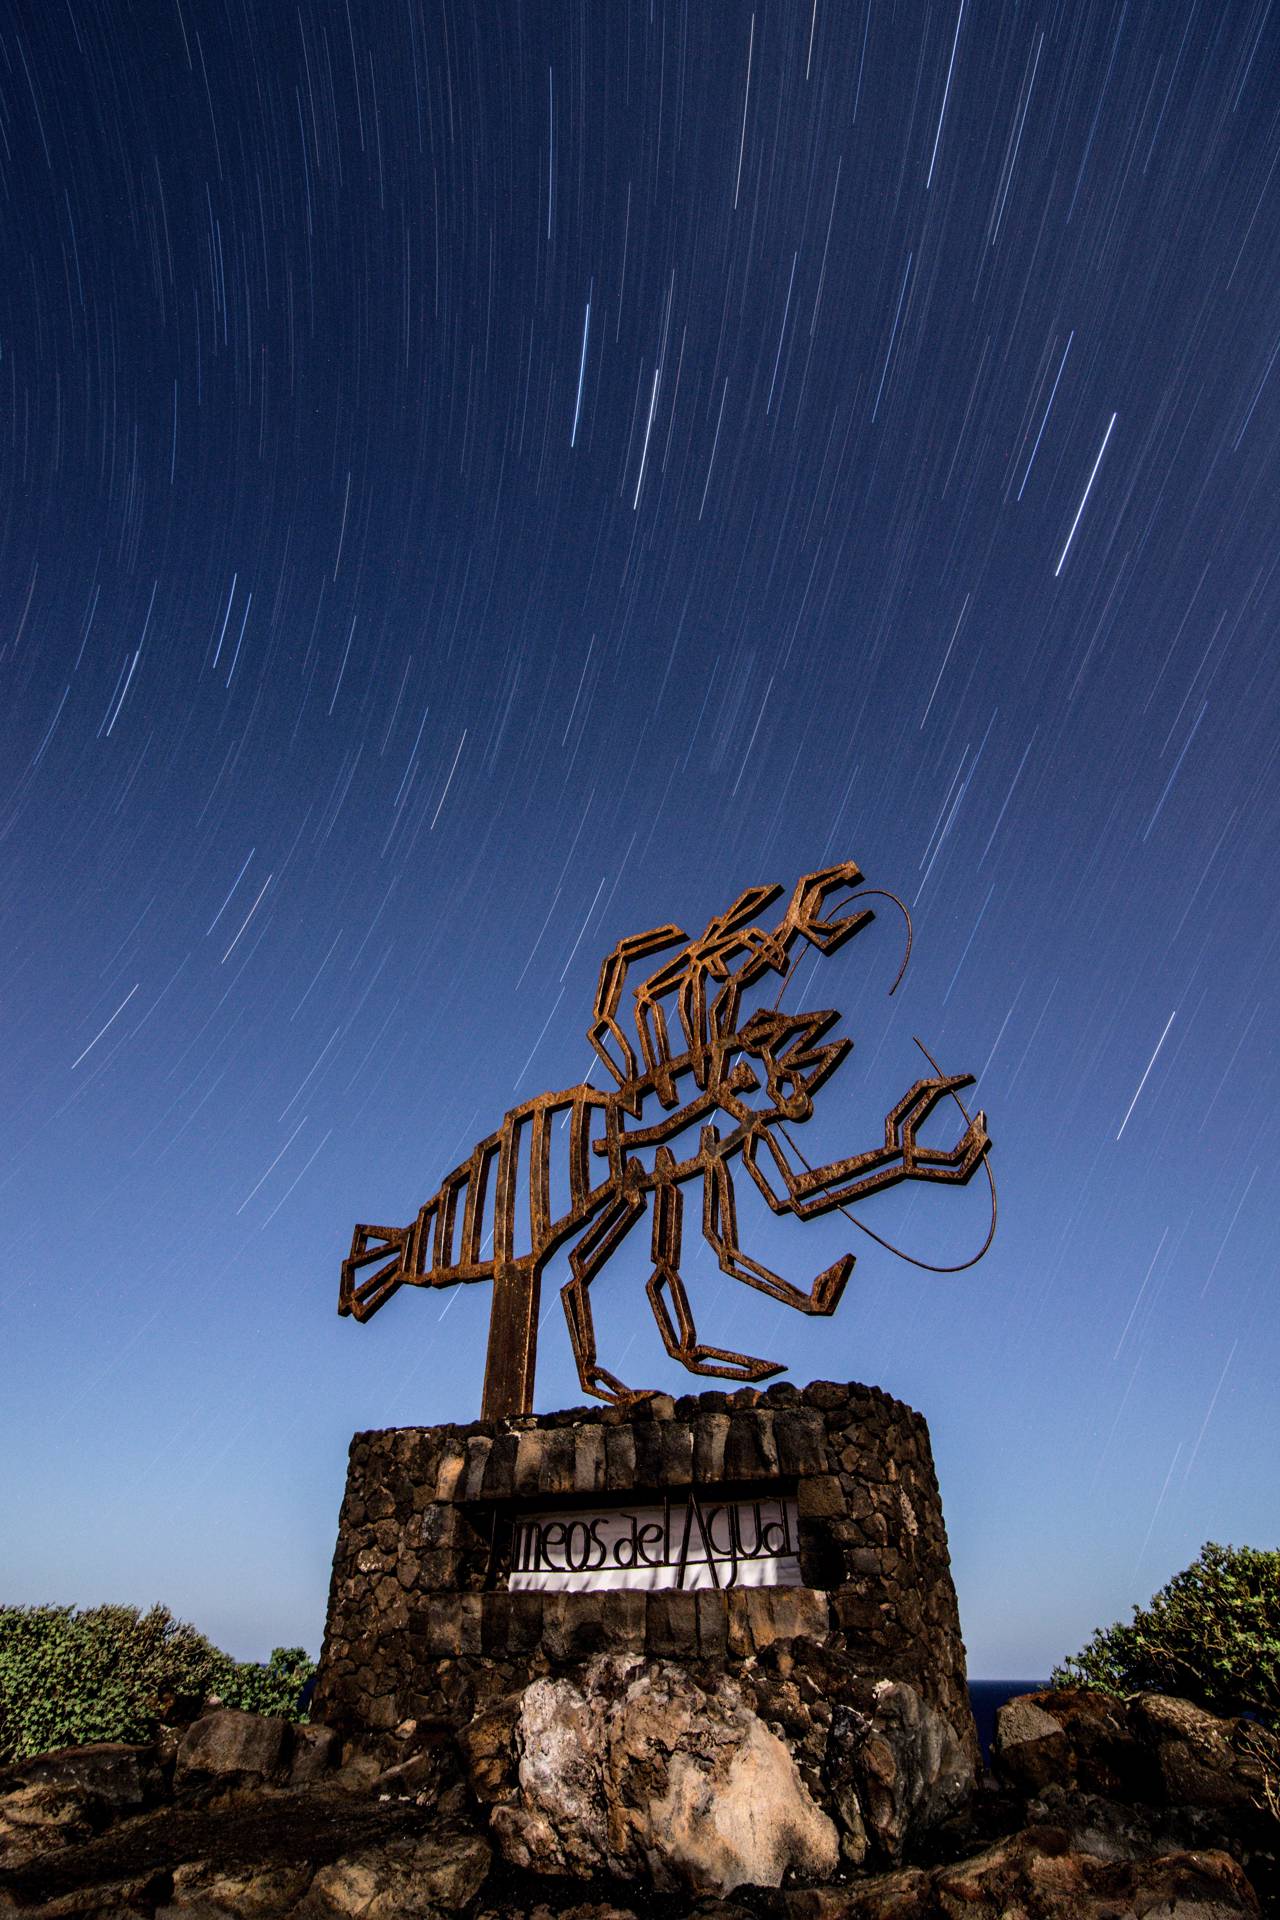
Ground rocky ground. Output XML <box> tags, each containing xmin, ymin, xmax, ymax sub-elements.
<box><xmin>0</xmin><ymin>1683</ymin><xmax>1275</xmax><ymax>1919</ymax></box>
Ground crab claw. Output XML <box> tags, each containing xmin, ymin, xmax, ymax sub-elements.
<box><xmin>783</xmin><ymin>862</ymin><xmax>874</xmax><ymax>954</ymax></box>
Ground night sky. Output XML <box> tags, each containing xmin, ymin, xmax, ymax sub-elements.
<box><xmin>3</xmin><ymin>0</ymin><xmax>1277</xmax><ymax>1680</ymax></box>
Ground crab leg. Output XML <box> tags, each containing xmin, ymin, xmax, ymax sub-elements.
<box><xmin>701</xmin><ymin>1137</ymin><xmax>855</xmax><ymax>1314</ymax></box>
<box><xmin>560</xmin><ymin>1188</ymin><xmax>648</xmax><ymax>1402</ymax></box>
<box><xmin>644</xmin><ymin>1147</ymin><xmax>785</xmax><ymax>1383</ymax></box>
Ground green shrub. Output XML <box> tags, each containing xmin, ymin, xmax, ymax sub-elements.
<box><xmin>1053</xmin><ymin>1541</ymin><xmax>1280</xmax><ymax>1726</ymax></box>
<box><xmin>0</xmin><ymin>1604</ymin><xmax>315</xmax><ymax>1764</ymax></box>
<box><xmin>215</xmin><ymin>1644</ymin><xmax>314</xmax><ymax>1719</ymax></box>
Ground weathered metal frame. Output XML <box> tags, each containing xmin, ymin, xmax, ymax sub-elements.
<box><xmin>340</xmin><ymin>861</ymin><xmax>993</xmax><ymax>1418</ymax></box>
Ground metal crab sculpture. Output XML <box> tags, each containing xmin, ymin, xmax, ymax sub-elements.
<box><xmin>339</xmin><ymin>861</ymin><xmax>993</xmax><ymax>1418</ymax></box>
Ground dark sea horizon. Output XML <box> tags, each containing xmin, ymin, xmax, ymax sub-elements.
<box><xmin>968</xmin><ymin>1680</ymin><xmax>1049</xmax><ymax>1767</ymax></box>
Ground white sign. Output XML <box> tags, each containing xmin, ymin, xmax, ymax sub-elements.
<box><xmin>508</xmin><ymin>1493</ymin><xmax>800</xmax><ymax>1592</ymax></box>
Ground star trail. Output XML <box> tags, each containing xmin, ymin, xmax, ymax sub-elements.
<box><xmin>1</xmin><ymin>1</ymin><xmax>1277</xmax><ymax>1676</ymax></box>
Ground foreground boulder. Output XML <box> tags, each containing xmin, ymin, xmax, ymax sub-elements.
<box><xmin>994</xmin><ymin>1686</ymin><xmax>1146</xmax><ymax>1797</ymax></box>
<box><xmin>471</xmin><ymin>1655</ymin><xmax>839</xmax><ymax>1894</ymax></box>
<box><xmin>0</xmin><ymin>1746</ymin><xmax>166</xmax><ymax>1865</ymax></box>
<box><xmin>296</xmin><ymin>1829</ymin><xmax>490</xmax><ymax>1919</ymax></box>
<box><xmin>995</xmin><ymin>1687</ymin><xmax>1280</xmax><ymax>1822</ymax></box>
<box><xmin>1132</xmin><ymin>1693</ymin><xmax>1280</xmax><ymax>1815</ymax></box>
<box><xmin>174</xmin><ymin>1713</ymin><xmax>289</xmax><ymax>1792</ymax></box>
<box><xmin>784</xmin><ymin>1830</ymin><xmax>1261</xmax><ymax>1918</ymax></box>
<box><xmin>823</xmin><ymin>1678</ymin><xmax>973</xmax><ymax>1865</ymax></box>
<box><xmin>991</xmin><ymin>1687</ymin><xmax>1278</xmax><ymax>1913</ymax></box>
<box><xmin>460</xmin><ymin>1656</ymin><xmax>971</xmax><ymax>1888</ymax></box>
<box><xmin>166</xmin><ymin>1855</ymin><xmax>315</xmax><ymax>1916</ymax></box>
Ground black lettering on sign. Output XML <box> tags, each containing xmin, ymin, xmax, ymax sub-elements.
<box><xmin>637</xmin><ymin>1521</ymin><xmax>665</xmax><ymax>1566</ymax></box>
<box><xmin>505</xmin><ymin>1493</ymin><xmax>801</xmax><ymax>1593</ymax></box>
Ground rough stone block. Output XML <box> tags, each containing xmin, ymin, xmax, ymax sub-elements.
<box><xmin>463</xmin><ymin>1435</ymin><xmax>493</xmax><ymax>1501</ymax></box>
<box><xmin>601</xmin><ymin>1589</ymin><xmax>647</xmax><ymax>1652</ymax></box>
<box><xmin>763</xmin><ymin>1587</ymin><xmax>830</xmax><ymax>1645</ymax></box>
<box><xmin>659</xmin><ymin>1420</ymin><xmax>694</xmax><ymax>1485</ymax></box>
<box><xmin>364</xmin><ymin>1484</ymin><xmax>396</xmax><ymax>1521</ymax></box>
<box><xmin>725</xmin><ymin>1409</ymin><xmax>778</xmax><ymax>1479</ymax></box>
<box><xmin>693</xmin><ymin>1413</ymin><xmax>729</xmax><ymax>1481</ymax></box>
<box><xmin>695</xmin><ymin>1588</ymin><xmax>728</xmax><ymax>1657</ymax></box>
<box><xmin>504</xmin><ymin>1591</ymin><xmax>543</xmax><ymax>1656</ymax></box>
<box><xmin>422</xmin><ymin>1500</ymin><xmax>474</xmax><ymax>1549</ymax></box>
<box><xmin>833</xmin><ymin>1590</ymin><xmax>884</xmax><ymax>1635</ymax></box>
<box><xmin>422</xmin><ymin>1596</ymin><xmax>463</xmax><ymax>1657</ymax></box>
<box><xmin>774</xmin><ymin>1410</ymin><xmax>827</xmax><ymax>1476</ymax></box>
<box><xmin>604</xmin><ymin>1424</ymin><xmax>637</xmax><ymax>1490</ymax></box>
<box><xmin>373</xmin><ymin>1577</ymin><xmax>408</xmax><ymax>1629</ymax></box>
<box><xmin>481</xmin><ymin>1433</ymin><xmax>516</xmax><ymax>1499</ymax></box>
<box><xmin>416</xmin><ymin>1548</ymin><xmax>463</xmax><ymax>1591</ymax></box>
<box><xmin>764</xmin><ymin>1380</ymin><xmax>801</xmax><ymax>1404</ymax></box>
<box><xmin>574</xmin><ymin>1425</ymin><xmax>607</xmax><ymax>1493</ymax></box>
<box><xmin>632</xmin><ymin>1418</ymin><xmax>666</xmax><ymax>1487</ymax></box>
<box><xmin>513</xmin><ymin>1428</ymin><xmax>545</xmax><ymax>1496</ymax></box>
<box><xmin>287</xmin><ymin>1723</ymin><xmax>340</xmax><ymax>1787</ymax></box>
<box><xmin>798</xmin><ymin>1473</ymin><xmax>847</xmax><ymax>1519</ymax></box>
<box><xmin>646</xmin><ymin>1590</ymin><xmax>699</xmax><ymax>1659</ymax></box>
<box><xmin>434</xmin><ymin>1445</ymin><xmax>466</xmax><ymax>1502</ymax></box>
<box><xmin>726</xmin><ymin>1588</ymin><xmax>753</xmax><ymax>1659</ymax></box>
<box><xmin>481</xmin><ymin>1593</ymin><xmax>511</xmax><ymax>1656</ymax></box>
<box><xmin>458</xmin><ymin>1593</ymin><xmax>484</xmax><ymax>1655</ymax></box>
<box><xmin>176</xmin><ymin>1711</ymin><xmax>287</xmax><ymax>1786</ymax></box>
<box><xmin>540</xmin><ymin>1427</ymin><xmax>577</xmax><ymax>1494</ymax></box>
<box><xmin>845</xmin><ymin>1546</ymin><xmax>882</xmax><ymax>1575</ymax></box>
<box><xmin>542</xmin><ymin>1591</ymin><xmax>607</xmax><ymax>1662</ymax></box>
<box><xmin>897</xmin><ymin>1589</ymin><xmax>924</xmax><ymax>1635</ymax></box>
<box><xmin>726</xmin><ymin>1587</ymin><xmax>828</xmax><ymax>1653</ymax></box>
<box><xmin>839</xmin><ymin>1480</ymin><xmax>876</xmax><ymax>1521</ymax></box>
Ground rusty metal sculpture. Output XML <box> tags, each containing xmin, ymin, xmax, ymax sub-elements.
<box><xmin>339</xmin><ymin>862</ymin><xmax>993</xmax><ymax>1418</ymax></box>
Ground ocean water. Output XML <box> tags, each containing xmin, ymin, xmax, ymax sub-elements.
<box><xmin>968</xmin><ymin>1680</ymin><xmax>1049</xmax><ymax>1767</ymax></box>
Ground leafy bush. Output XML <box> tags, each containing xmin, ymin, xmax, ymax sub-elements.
<box><xmin>1053</xmin><ymin>1541</ymin><xmax>1280</xmax><ymax>1726</ymax></box>
<box><xmin>215</xmin><ymin>1644</ymin><xmax>315</xmax><ymax>1719</ymax></box>
<box><xmin>0</xmin><ymin>1604</ymin><xmax>315</xmax><ymax>1764</ymax></box>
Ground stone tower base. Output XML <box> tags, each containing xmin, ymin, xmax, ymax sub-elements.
<box><xmin>313</xmin><ymin>1380</ymin><xmax>978</xmax><ymax>1885</ymax></box>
